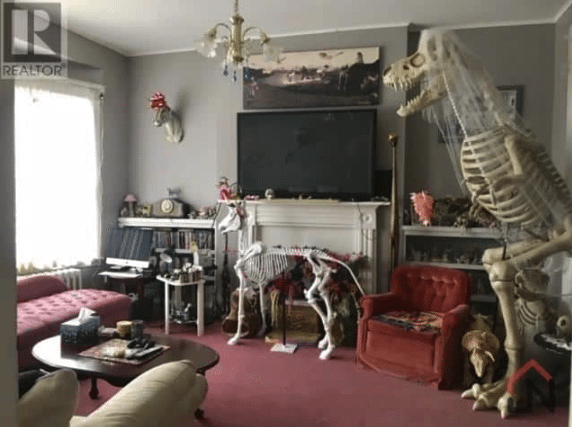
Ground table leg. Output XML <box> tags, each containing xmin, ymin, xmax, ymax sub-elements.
<box><xmin>197</xmin><ymin>280</ymin><xmax>204</xmax><ymax>336</ymax></box>
<box><xmin>89</xmin><ymin>377</ymin><xmax>99</xmax><ymax>399</ymax></box>
<box><xmin>164</xmin><ymin>281</ymin><xmax>170</xmax><ymax>335</ymax></box>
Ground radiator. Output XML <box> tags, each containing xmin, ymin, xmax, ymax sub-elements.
<box><xmin>46</xmin><ymin>268</ymin><xmax>83</xmax><ymax>290</ymax></box>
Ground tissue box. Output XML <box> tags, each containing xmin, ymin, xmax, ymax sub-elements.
<box><xmin>60</xmin><ymin>314</ymin><xmax>100</xmax><ymax>345</ymax></box>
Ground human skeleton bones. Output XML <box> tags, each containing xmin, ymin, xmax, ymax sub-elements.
<box><xmin>383</xmin><ymin>28</ymin><xmax>572</xmax><ymax>417</ymax></box>
<box><xmin>218</xmin><ymin>201</ymin><xmax>365</xmax><ymax>360</ymax></box>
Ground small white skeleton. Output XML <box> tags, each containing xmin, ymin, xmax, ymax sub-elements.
<box><xmin>514</xmin><ymin>269</ymin><xmax>557</xmax><ymax>333</ymax></box>
<box><xmin>218</xmin><ymin>201</ymin><xmax>365</xmax><ymax>360</ymax></box>
<box><xmin>383</xmin><ymin>28</ymin><xmax>572</xmax><ymax>417</ymax></box>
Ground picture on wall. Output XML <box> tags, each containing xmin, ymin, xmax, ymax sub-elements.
<box><xmin>439</xmin><ymin>85</ymin><xmax>524</xmax><ymax>143</ymax></box>
<box><xmin>243</xmin><ymin>47</ymin><xmax>380</xmax><ymax>109</ymax></box>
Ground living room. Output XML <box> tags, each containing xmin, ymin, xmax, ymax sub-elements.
<box><xmin>2</xmin><ymin>0</ymin><xmax>572</xmax><ymax>425</ymax></box>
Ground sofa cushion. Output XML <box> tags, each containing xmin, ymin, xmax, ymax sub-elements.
<box><xmin>18</xmin><ymin>289</ymin><xmax>132</xmax><ymax>332</ymax></box>
<box><xmin>18</xmin><ymin>369</ymin><xmax>78</xmax><ymax>427</ymax></box>
<box><xmin>71</xmin><ymin>360</ymin><xmax>206</xmax><ymax>427</ymax></box>
<box><xmin>17</xmin><ymin>275</ymin><xmax>68</xmax><ymax>303</ymax></box>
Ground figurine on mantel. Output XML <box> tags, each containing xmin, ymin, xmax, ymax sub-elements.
<box><xmin>120</xmin><ymin>193</ymin><xmax>137</xmax><ymax>217</ymax></box>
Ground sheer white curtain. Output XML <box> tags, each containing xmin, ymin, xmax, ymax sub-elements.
<box><xmin>15</xmin><ymin>79</ymin><xmax>104</xmax><ymax>271</ymax></box>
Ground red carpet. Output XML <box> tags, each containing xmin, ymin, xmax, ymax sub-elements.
<box><xmin>75</xmin><ymin>321</ymin><xmax>569</xmax><ymax>427</ymax></box>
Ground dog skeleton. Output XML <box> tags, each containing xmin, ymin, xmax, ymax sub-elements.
<box><xmin>383</xmin><ymin>28</ymin><xmax>572</xmax><ymax>417</ymax></box>
<box><xmin>218</xmin><ymin>201</ymin><xmax>364</xmax><ymax>360</ymax></box>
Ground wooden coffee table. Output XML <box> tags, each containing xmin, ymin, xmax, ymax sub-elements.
<box><xmin>32</xmin><ymin>333</ymin><xmax>219</xmax><ymax>400</ymax></box>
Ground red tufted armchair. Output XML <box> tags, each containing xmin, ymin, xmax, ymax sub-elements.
<box><xmin>357</xmin><ymin>265</ymin><xmax>471</xmax><ymax>389</ymax></box>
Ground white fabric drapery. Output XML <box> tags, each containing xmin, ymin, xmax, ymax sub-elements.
<box><xmin>15</xmin><ymin>79</ymin><xmax>104</xmax><ymax>270</ymax></box>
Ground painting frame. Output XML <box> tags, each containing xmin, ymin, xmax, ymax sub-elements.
<box><xmin>243</xmin><ymin>46</ymin><xmax>381</xmax><ymax>109</ymax></box>
<box><xmin>497</xmin><ymin>85</ymin><xmax>524</xmax><ymax>118</ymax></box>
<box><xmin>438</xmin><ymin>85</ymin><xmax>525</xmax><ymax>143</ymax></box>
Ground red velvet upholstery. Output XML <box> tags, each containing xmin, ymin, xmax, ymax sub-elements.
<box><xmin>357</xmin><ymin>265</ymin><xmax>471</xmax><ymax>389</ymax></box>
<box><xmin>17</xmin><ymin>274</ymin><xmax>132</xmax><ymax>370</ymax></box>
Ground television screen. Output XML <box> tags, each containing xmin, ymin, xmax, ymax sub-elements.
<box><xmin>237</xmin><ymin>109</ymin><xmax>376</xmax><ymax>201</ymax></box>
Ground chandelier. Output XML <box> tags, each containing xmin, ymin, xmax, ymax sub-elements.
<box><xmin>195</xmin><ymin>0</ymin><xmax>282</xmax><ymax>81</ymax></box>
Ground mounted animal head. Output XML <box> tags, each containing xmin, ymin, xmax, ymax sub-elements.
<box><xmin>153</xmin><ymin>107</ymin><xmax>184</xmax><ymax>144</ymax></box>
<box><xmin>149</xmin><ymin>92</ymin><xmax>184</xmax><ymax>144</ymax></box>
<box><xmin>218</xmin><ymin>202</ymin><xmax>246</xmax><ymax>235</ymax></box>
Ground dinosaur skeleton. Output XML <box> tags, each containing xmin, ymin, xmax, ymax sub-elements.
<box><xmin>218</xmin><ymin>201</ymin><xmax>365</xmax><ymax>360</ymax></box>
<box><xmin>383</xmin><ymin>28</ymin><xmax>572</xmax><ymax>417</ymax></box>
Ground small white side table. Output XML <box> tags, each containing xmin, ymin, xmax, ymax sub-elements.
<box><xmin>156</xmin><ymin>275</ymin><xmax>205</xmax><ymax>336</ymax></box>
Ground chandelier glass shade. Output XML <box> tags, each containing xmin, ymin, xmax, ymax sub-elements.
<box><xmin>195</xmin><ymin>0</ymin><xmax>282</xmax><ymax>81</ymax></box>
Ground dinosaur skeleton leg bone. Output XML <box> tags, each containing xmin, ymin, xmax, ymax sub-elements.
<box><xmin>462</xmin><ymin>215</ymin><xmax>572</xmax><ymax>417</ymax></box>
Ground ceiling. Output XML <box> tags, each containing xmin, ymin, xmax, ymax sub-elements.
<box><xmin>26</xmin><ymin>0</ymin><xmax>572</xmax><ymax>56</ymax></box>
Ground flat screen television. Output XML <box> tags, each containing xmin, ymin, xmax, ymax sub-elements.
<box><xmin>237</xmin><ymin>109</ymin><xmax>376</xmax><ymax>201</ymax></box>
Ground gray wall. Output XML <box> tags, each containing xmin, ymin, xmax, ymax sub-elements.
<box><xmin>127</xmin><ymin>27</ymin><xmax>409</xmax><ymax>210</ymax></box>
<box><xmin>554</xmin><ymin>4</ymin><xmax>572</xmax><ymax>185</ymax></box>
<box><xmin>404</xmin><ymin>25</ymin><xmax>556</xmax><ymax>199</ymax></box>
<box><xmin>0</xmin><ymin>78</ymin><xmax>17</xmax><ymax>427</ymax></box>
<box><xmin>127</xmin><ymin>24</ymin><xmax>558</xmax><ymax>215</ymax></box>
<box><xmin>128</xmin><ymin>26</ymin><xmax>408</xmax><ymax>293</ymax></box>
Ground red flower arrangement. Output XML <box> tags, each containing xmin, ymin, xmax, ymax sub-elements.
<box><xmin>149</xmin><ymin>92</ymin><xmax>169</xmax><ymax>110</ymax></box>
<box><xmin>410</xmin><ymin>190</ymin><xmax>434</xmax><ymax>226</ymax></box>
<box><xmin>215</xmin><ymin>177</ymin><xmax>240</xmax><ymax>201</ymax></box>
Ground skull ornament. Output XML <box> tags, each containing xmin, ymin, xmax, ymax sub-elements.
<box><xmin>556</xmin><ymin>315</ymin><xmax>571</xmax><ymax>340</ymax></box>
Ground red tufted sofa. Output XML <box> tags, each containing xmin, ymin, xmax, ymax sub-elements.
<box><xmin>17</xmin><ymin>274</ymin><xmax>132</xmax><ymax>370</ymax></box>
<box><xmin>357</xmin><ymin>265</ymin><xmax>471</xmax><ymax>389</ymax></box>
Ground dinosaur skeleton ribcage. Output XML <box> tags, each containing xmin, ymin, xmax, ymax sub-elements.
<box><xmin>461</xmin><ymin>126</ymin><xmax>572</xmax><ymax>230</ymax></box>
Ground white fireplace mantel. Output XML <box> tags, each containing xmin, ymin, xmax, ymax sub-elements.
<box><xmin>244</xmin><ymin>200</ymin><xmax>391</xmax><ymax>294</ymax></box>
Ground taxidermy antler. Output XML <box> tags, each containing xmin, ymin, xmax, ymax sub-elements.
<box><xmin>218</xmin><ymin>200</ymin><xmax>365</xmax><ymax>360</ymax></box>
<box><xmin>149</xmin><ymin>92</ymin><xmax>184</xmax><ymax>144</ymax></box>
<box><xmin>383</xmin><ymin>28</ymin><xmax>572</xmax><ymax>418</ymax></box>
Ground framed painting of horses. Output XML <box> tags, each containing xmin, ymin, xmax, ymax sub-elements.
<box><xmin>243</xmin><ymin>46</ymin><xmax>380</xmax><ymax>109</ymax></box>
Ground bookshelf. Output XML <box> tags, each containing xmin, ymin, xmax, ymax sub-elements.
<box><xmin>117</xmin><ymin>217</ymin><xmax>217</xmax><ymax>282</ymax></box>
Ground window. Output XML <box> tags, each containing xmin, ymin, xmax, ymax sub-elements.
<box><xmin>15</xmin><ymin>79</ymin><xmax>103</xmax><ymax>272</ymax></box>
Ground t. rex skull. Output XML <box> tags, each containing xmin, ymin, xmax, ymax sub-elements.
<box><xmin>382</xmin><ymin>30</ymin><xmax>475</xmax><ymax>117</ymax></box>
<box><xmin>383</xmin><ymin>39</ymin><xmax>448</xmax><ymax>116</ymax></box>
